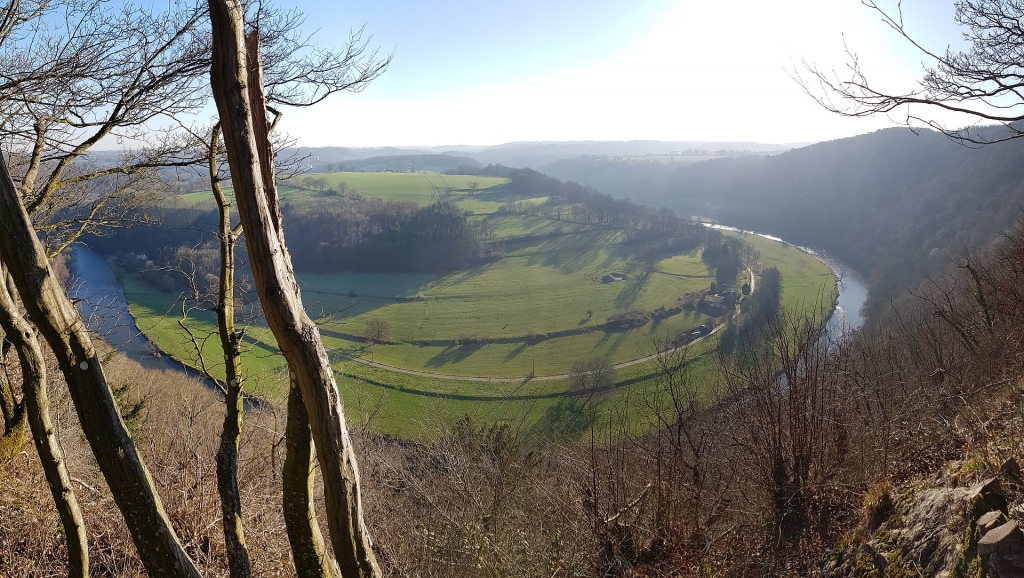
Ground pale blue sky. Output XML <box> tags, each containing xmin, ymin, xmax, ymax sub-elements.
<box><xmin>279</xmin><ymin>0</ymin><xmax>970</xmax><ymax>147</ymax></box>
<box><xmin>294</xmin><ymin>1</ymin><xmax>676</xmax><ymax>94</ymax></box>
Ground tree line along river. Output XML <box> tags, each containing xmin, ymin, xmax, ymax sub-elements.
<box><xmin>67</xmin><ymin>232</ymin><xmax>869</xmax><ymax>384</ymax></box>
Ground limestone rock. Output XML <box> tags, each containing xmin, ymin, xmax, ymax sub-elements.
<box><xmin>968</xmin><ymin>476</ymin><xmax>1003</xmax><ymax>500</ymax></box>
<box><xmin>978</xmin><ymin>521</ymin><xmax>1024</xmax><ymax>577</ymax></box>
<box><xmin>979</xmin><ymin>510</ymin><xmax>1005</xmax><ymax>534</ymax></box>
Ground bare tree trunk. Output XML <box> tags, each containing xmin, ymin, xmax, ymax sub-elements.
<box><xmin>283</xmin><ymin>383</ymin><xmax>338</xmax><ymax>578</ymax></box>
<box><xmin>207</xmin><ymin>2</ymin><xmax>380</xmax><ymax>575</ymax></box>
<box><xmin>0</xmin><ymin>338</ymin><xmax>26</xmax><ymax>460</ymax></box>
<box><xmin>0</xmin><ymin>265</ymin><xmax>88</xmax><ymax>578</ymax></box>
<box><xmin>0</xmin><ymin>150</ymin><xmax>202</xmax><ymax>578</ymax></box>
<box><xmin>208</xmin><ymin>123</ymin><xmax>253</xmax><ymax>578</ymax></box>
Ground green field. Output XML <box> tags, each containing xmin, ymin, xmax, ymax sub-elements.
<box><xmin>123</xmin><ymin>214</ymin><xmax>722</xmax><ymax>377</ymax></box>
<box><xmin>741</xmin><ymin>233</ymin><xmax>836</xmax><ymax>314</ymax></box>
<box><xmin>122</xmin><ymin>172</ymin><xmax>836</xmax><ymax>438</ymax></box>
<box><xmin>303</xmin><ymin>223</ymin><xmax>716</xmax><ymax>377</ymax></box>
<box><xmin>165</xmin><ymin>171</ymin><xmax>511</xmax><ymax>214</ymax></box>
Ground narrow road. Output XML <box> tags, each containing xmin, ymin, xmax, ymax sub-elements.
<box><xmin>327</xmin><ymin>323</ymin><xmax>726</xmax><ymax>382</ymax></box>
<box><xmin>328</xmin><ymin>267</ymin><xmax>754</xmax><ymax>382</ymax></box>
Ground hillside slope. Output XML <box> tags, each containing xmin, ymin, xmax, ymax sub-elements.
<box><xmin>624</xmin><ymin>127</ymin><xmax>1024</xmax><ymax>319</ymax></box>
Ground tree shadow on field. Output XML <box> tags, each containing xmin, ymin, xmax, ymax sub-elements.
<box><xmin>650</xmin><ymin>315</ymin><xmax>663</xmax><ymax>332</ymax></box>
<box><xmin>475</xmin><ymin>182</ymin><xmax>523</xmax><ymax>203</ymax></box>
<box><xmin>614</xmin><ymin>269</ymin><xmax>650</xmax><ymax>309</ymax></box>
<box><xmin>425</xmin><ymin>342</ymin><xmax>485</xmax><ymax>368</ymax></box>
<box><xmin>517</xmin><ymin>229</ymin><xmax>617</xmax><ymax>275</ymax></box>
<box><xmin>242</xmin><ymin>333</ymin><xmax>279</xmax><ymax>356</ymax></box>
<box><xmin>504</xmin><ymin>341</ymin><xmax>528</xmax><ymax>362</ymax></box>
<box><xmin>446</xmin><ymin>262</ymin><xmax>492</xmax><ymax>285</ymax></box>
<box><xmin>595</xmin><ymin>329</ymin><xmax>629</xmax><ymax>357</ymax></box>
<box><xmin>534</xmin><ymin>398</ymin><xmax>595</xmax><ymax>440</ymax></box>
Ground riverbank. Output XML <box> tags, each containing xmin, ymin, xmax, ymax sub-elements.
<box><xmin>67</xmin><ymin>226</ymin><xmax>866</xmax><ymax>436</ymax></box>
<box><xmin>67</xmin><ymin>246</ymin><xmax>237</xmax><ymax>399</ymax></box>
<box><xmin>704</xmin><ymin>222</ymin><xmax>866</xmax><ymax>331</ymax></box>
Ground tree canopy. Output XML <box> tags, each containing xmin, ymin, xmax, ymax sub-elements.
<box><xmin>803</xmin><ymin>0</ymin><xmax>1024</xmax><ymax>146</ymax></box>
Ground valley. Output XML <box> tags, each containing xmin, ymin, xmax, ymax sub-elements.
<box><xmin>9</xmin><ymin>0</ymin><xmax>1024</xmax><ymax>574</ymax></box>
<box><xmin>78</xmin><ymin>169</ymin><xmax>838</xmax><ymax>437</ymax></box>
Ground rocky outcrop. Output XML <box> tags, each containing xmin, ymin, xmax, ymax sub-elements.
<box><xmin>821</xmin><ymin>463</ymin><xmax>1019</xmax><ymax>577</ymax></box>
<box><xmin>978</xmin><ymin>520</ymin><xmax>1024</xmax><ymax>576</ymax></box>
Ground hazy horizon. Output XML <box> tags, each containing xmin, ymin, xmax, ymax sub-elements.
<box><xmin>269</xmin><ymin>0</ymin><xmax>971</xmax><ymax>148</ymax></box>
<box><xmin>280</xmin><ymin>138</ymin><xmax>814</xmax><ymax>151</ymax></box>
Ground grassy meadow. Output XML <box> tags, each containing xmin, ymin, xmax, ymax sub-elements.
<box><xmin>166</xmin><ymin>171</ymin><xmax>511</xmax><ymax>213</ymax></box>
<box><xmin>118</xmin><ymin>171</ymin><xmax>835</xmax><ymax>437</ymax></box>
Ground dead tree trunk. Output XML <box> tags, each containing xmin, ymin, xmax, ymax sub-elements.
<box><xmin>0</xmin><ymin>150</ymin><xmax>202</xmax><ymax>578</ymax></box>
<box><xmin>207</xmin><ymin>2</ymin><xmax>380</xmax><ymax>575</ymax></box>
<box><xmin>283</xmin><ymin>383</ymin><xmax>339</xmax><ymax>578</ymax></box>
<box><xmin>0</xmin><ymin>265</ymin><xmax>89</xmax><ymax>578</ymax></box>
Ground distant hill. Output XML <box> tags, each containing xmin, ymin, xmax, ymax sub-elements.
<box><xmin>277</xmin><ymin>146</ymin><xmax>433</xmax><ymax>172</ymax></box>
<box><xmin>93</xmin><ymin>140</ymin><xmax>799</xmax><ymax>177</ymax></box>
<box><xmin>288</xmin><ymin>140</ymin><xmax>800</xmax><ymax>172</ymax></box>
<box><xmin>534</xmin><ymin>151</ymin><xmax>783</xmax><ymax>196</ymax></box>
<box><xmin>618</xmin><ymin>126</ymin><xmax>1024</xmax><ymax>319</ymax></box>
<box><xmin>341</xmin><ymin>154</ymin><xmax>481</xmax><ymax>173</ymax></box>
<box><xmin>434</xmin><ymin>140</ymin><xmax>798</xmax><ymax>170</ymax></box>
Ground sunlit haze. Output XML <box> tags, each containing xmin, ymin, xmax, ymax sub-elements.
<box><xmin>281</xmin><ymin>0</ymin><xmax>966</xmax><ymax>147</ymax></box>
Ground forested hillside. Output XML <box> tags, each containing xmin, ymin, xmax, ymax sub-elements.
<box><xmin>619</xmin><ymin>126</ymin><xmax>1024</xmax><ymax>319</ymax></box>
<box><xmin>340</xmin><ymin>154</ymin><xmax>481</xmax><ymax>173</ymax></box>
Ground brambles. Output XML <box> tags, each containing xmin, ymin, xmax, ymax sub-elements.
<box><xmin>605</xmin><ymin>309</ymin><xmax>650</xmax><ymax>330</ymax></box>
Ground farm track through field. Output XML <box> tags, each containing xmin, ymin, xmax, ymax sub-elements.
<box><xmin>327</xmin><ymin>268</ymin><xmax>750</xmax><ymax>391</ymax></box>
<box><xmin>653</xmin><ymin>270</ymin><xmax>715</xmax><ymax>279</ymax></box>
<box><xmin>328</xmin><ymin>323</ymin><xmax>725</xmax><ymax>385</ymax></box>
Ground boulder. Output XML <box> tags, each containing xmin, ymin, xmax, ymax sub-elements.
<box><xmin>968</xmin><ymin>476</ymin><xmax>1008</xmax><ymax>516</ymax></box>
<box><xmin>979</xmin><ymin>510</ymin><xmax>1005</xmax><ymax>535</ymax></box>
<box><xmin>968</xmin><ymin>477</ymin><xmax>1003</xmax><ymax>500</ymax></box>
<box><xmin>978</xmin><ymin>521</ymin><xmax>1024</xmax><ymax>577</ymax></box>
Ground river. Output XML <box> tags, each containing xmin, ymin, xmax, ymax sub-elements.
<box><xmin>818</xmin><ymin>251</ymin><xmax>868</xmax><ymax>334</ymax></box>
<box><xmin>68</xmin><ymin>245</ymin><xmax>197</xmax><ymax>374</ymax></box>
<box><xmin>703</xmin><ymin>223</ymin><xmax>867</xmax><ymax>332</ymax></box>
<box><xmin>67</xmin><ymin>233</ymin><xmax>870</xmax><ymax>377</ymax></box>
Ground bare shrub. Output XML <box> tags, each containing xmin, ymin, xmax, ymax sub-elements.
<box><xmin>570</xmin><ymin>357</ymin><xmax>616</xmax><ymax>400</ymax></box>
<box><xmin>456</xmin><ymin>332</ymin><xmax>489</xmax><ymax>346</ymax></box>
<box><xmin>721</xmin><ymin>311</ymin><xmax>854</xmax><ymax>546</ymax></box>
<box><xmin>361</xmin><ymin>415</ymin><xmax>595</xmax><ymax>577</ymax></box>
<box><xmin>605</xmin><ymin>310</ymin><xmax>650</xmax><ymax>330</ymax></box>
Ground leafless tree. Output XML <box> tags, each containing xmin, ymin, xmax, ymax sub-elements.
<box><xmin>801</xmin><ymin>0</ymin><xmax>1024</xmax><ymax>146</ymax></box>
<box><xmin>208</xmin><ymin>1</ymin><xmax>380</xmax><ymax>574</ymax></box>
<box><xmin>364</xmin><ymin>317</ymin><xmax>393</xmax><ymax>345</ymax></box>
<box><xmin>0</xmin><ymin>1</ymin><xmax>214</xmax><ymax>575</ymax></box>
<box><xmin>0</xmin><ymin>152</ymin><xmax>203</xmax><ymax>575</ymax></box>
<box><xmin>0</xmin><ymin>263</ymin><xmax>87</xmax><ymax>577</ymax></box>
<box><xmin>570</xmin><ymin>357</ymin><xmax>616</xmax><ymax>403</ymax></box>
<box><xmin>0</xmin><ymin>0</ymin><xmax>210</xmax><ymax>254</ymax></box>
<box><xmin>0</xmin><ymin>0</ymin><xmax>390</xmax><ymax>573</ymax></box>
<box><xmin>198</xmin><ymin>9</ymin><xmax>388</xmax><ymax>575</ymax></box>
<box><xmin>721</xmin><ymin>310</ymin><xmax>852</xmax><ymax>547</ymax></box>
<box><xmin>636</xmin><ymin>339</ymin><xmax>730</xmax><ymax>548</ymax></box>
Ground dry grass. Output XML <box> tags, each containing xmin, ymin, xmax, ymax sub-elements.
<box><xmin>0</xmin><ymin>345</ymin><xmax>613</xmax><ymax>577</ymax></box>
<box><xmin>0</xmin><ymin>348</ymin><xmax>298</xmax><ymax>576</ymax></box>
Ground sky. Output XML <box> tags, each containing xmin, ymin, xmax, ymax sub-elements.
<box><xmin>279</xmin><ymin>0</ymin><xmax>969</xmax><ymax>148</ymax></box>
